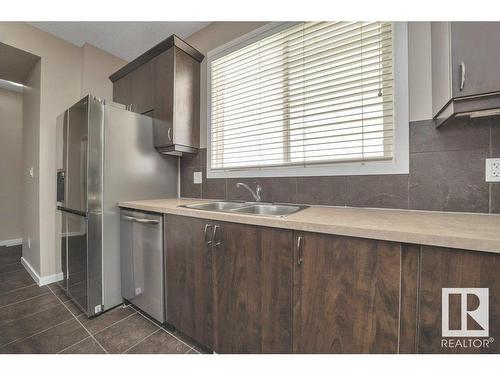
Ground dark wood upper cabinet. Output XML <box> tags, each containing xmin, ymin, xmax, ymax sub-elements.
<box><xmin>418</xmin><ymin>246</ymin><xmax>500</xmax><ymax>353</ymax></box>
<box><xmin>130</xmin><ymin>61</ymin><xmax>154</xmax><ymax>114</ymax></box>
<box><xmin>292</xmin><ymin>232</ymin><xmax>401</xmax><ymax>353</ymax></box>
<box><xmin>212</xmin><ymin>221</ymin><xmax>293</xmax><ymax>354</ymax></box>
<box><xmin>110</xmin><ymin>35</ymin><xmax>203</xmax><ymax>155</ymax></box>
<box><xmin>112</xmin><ymin>62</ymin><xmax>153</xmax><ymax>114</ymax></box>
<box><xmin>164</xmin><ymin>214</ymin><xmax>213</xmax><ymax>349</ymax></box>
<box><xmin>112</xmin><ymin>74</ymin><xmax>131</xmax><ymax>107</ymax></box>
<box><xmin>431</xmin><ymin>22</ymin><xmax>500</xmax><ymax>126</ymax></box>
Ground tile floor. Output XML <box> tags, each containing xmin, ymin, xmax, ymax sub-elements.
<box><xmin>0</xmin><ymin>245</ymin><xmax>208</xmax><ymax>354</ymax></box>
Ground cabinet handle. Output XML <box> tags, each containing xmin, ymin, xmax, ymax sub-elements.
<box><xmin>213</xmin><ymin>225</ymin><xmax>221</xmax><ymax>247</ymax></box>
<box><xmin>203</xmin><ymin>223</ymin><xmax>213</xmax><ymax>245</ymax></box>
<box><xmin>297</xmin><ymin>235</ymin><xmax>303</xmax><ymax>266</ymax></box>
<box><xmin>460</xmin><ymin>61</ymin><xmax>466</xmax><ymax>91</ymax></box>
<box><xmin>167</xmin><ymin>127</ymin><xmax>172</xmax><ymax>142</ymax></box>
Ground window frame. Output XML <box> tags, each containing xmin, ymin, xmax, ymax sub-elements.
<box><xmin>206</xmin><ymin>22</ymin><xmax>409</xmax><ymax>178</ymax></box>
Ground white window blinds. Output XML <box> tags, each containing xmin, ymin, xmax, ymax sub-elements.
<box><xmin>209</xmin><ymin>21</ymin><xmax>394</xmax><ymax>171</ymax></box>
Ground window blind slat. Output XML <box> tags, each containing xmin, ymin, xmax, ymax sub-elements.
<box><xmin>210</xmin><ymin>21</ymin><xmax>394</xmax><ymax>170</ymax></box>
<box><xmin>211</xmin><ymin>36</ymin><xmax>392</xmax><ymax>89</ymax></box>
<box><xmin>211</xmin><ymin>61</ymin><xmax>393</xmax><ymax>104</ymax></box>
<box><xmin>211</xmin><ymin>22</ymin><xmax>391</xmax><ymax>75</ymax></box>
<box><xmin>212</xmin><ymin>110</ymin><xmax>393</xmax><ymax>144</ymax></box>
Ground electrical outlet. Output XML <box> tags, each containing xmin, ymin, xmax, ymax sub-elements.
<box><xmin>193</xmin><ymin>171</ymin><xmax>202</xmax><ymax>184</ymax></box>
<box><xmin>486</xmin><ymin>158</ymin><xmax>500</xmax><ymax>182</ymax></box>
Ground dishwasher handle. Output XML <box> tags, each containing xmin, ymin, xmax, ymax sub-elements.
<box><xmin>122</xmin><ymin>215</ymin><xmax>160</xmax><ymax>224</ymax></box>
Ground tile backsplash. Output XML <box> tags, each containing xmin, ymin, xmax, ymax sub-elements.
<box><xmin>180</xmin><ymin>117</ymin><xmax>500</xmax><ymax>213</ymax></box>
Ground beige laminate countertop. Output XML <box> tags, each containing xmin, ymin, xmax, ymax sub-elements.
<box><xmin>118</xmin><ymin>198</ymin><xmax>500</xmax><ymax>254</ymax></box>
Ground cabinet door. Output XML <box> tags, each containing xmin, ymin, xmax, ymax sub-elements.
<box><xmin>418</xmin><ymin>246</ymin><xmax>500</xmax><ymax>353</ymax></box>
<box><xmin>212</xmin><ymin>222</ymin><xmax>293</xmax><ymax>353</ymax></box>
<box><xmin>152</xmin><ymin>49</ymin><xmax>174</xmax><ymax>147</ymax></box>
<box><xmin>130</xmin><ymin>62</ymin><xmax>154</xmax><ymax>114</ymax></box>
<box><xmin>451</xmin><ymin>22</ymin><xmax>500</xmax><ymax>97</ymax></box>
<box><xmin>293</xmin><ymin>232</ymin><xmax>401</xmax><ymax>353</ymax></box>
<box><xmin>112</xmin><ymin>75</ymin><xmax>131</xmax><ymax>107</ymax></box>
<box><xmin>164</xmin><ymin>215</ymin><xmax>213</xmax><ymax>348</ymax></box>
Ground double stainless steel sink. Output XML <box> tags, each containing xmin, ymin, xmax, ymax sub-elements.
<box><xmin>179</xmin><ymin>201</ymin><xmax>308</xmax><ymax>217</ymax></box>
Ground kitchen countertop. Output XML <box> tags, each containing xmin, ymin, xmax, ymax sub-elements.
<box><xmin>118</xmin><ymin>198</ymin><xmax>500</xmax><ymax>254</ymax></box>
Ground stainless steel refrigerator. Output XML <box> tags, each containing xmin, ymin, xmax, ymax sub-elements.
<box><xmin>56</xmin><ymin>95</ymin><xmax>177</xmax><ymax>317</ymax></box>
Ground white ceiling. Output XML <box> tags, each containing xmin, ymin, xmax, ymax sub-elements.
<box><xmin>29</xmin><ymin>22</ymin><xmax>210</xmax><ymax>61</ymax></box>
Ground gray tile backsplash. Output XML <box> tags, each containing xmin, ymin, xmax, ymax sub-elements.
<box><xmin>345</xmin><ymin>174</ymin><xmax>409</xmax><ymax>209</ymax></box>
<box><xmin>409</xmin><ymin>148</ymin><xmax>490</xmax><ymax>212</ymax></box>
<box><xmin>180</xmin><ymin>118</ymin><xmax>500</xmax><ymax>213</ymax></box>
<box><xmin>296</xmin><ymin>176</ymin><xmax>347</xmax><ymax>206</ymax></box>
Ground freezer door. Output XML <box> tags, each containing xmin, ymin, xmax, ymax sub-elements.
<box><xmin>66</xmin><ymin>212</ymin><xmax>89</xmax><ymax>314</ymax></box>
<box><xmin>65</xmin><ymin>97</ymin><xmax>89</xmax><ymax>213</ymax></box>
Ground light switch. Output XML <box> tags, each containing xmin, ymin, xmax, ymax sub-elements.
<box><xmin>193</xmin><ymin>171</ymin><xmax>202</xmax><ymax>184</ymax></box>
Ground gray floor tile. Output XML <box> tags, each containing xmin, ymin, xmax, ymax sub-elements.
<box><xmin>126</xmin><ymin>330</ymin><xmax>190</xmax><ymax>354</ymax></box>
<box><xmin>0</xmin><ymin>318</ymin><xmax>89</xmax><ymax>354</ymax></box>
<box><xmin>77</xmin><ymin>305</ymin><xmax>134</xmax><ymax>334</ymax></box>
<box><xmin>60</xmin><ymin>337</ymin><xmax>106</xmax><ymax>354</ymax></box>
<box><xmin>0</xmin><ymin>269</ymin><xmax>35</xmax><ymax>294</ymax></box>
<box><xmin>0</xmin><ymin>246</ymin><xmax>22</xmax><ymax>264</ymax></box>
<box><xmin>0</xmin><ymin>285</ymin><xmax>50</xmax><ymax>308</ymax></box>
<box><xmin>0</xmin><ymin>262</ymin><xmax>23</xmax><ymax>275</ymax></box>
<box><xmin>63</xmin><ymin>300</ymin><xmax>85</xmax><ymax>316</ymax></box>
<box><xmin>0</xmin><ymin>304</ymin><xmax>73</xmax><ymax>347</ymax></box>
<box><xmin>0</xmin><ymin>292</ymin><xmax>60</xmax><ymax>325</ymax></box>
<box><xmin>94</xmin><ymin>313</ymin><xmax>157</xmax><ymax>353</ymax></box>
<box><xmin>47</xmin><ymin>283</ymin><xmax>71</xmax><ymax>302</ymax></box>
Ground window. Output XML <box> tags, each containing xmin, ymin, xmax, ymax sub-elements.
<box><xmin>207</xmin><ymin>22</ymin><xmax>408</xmax><ymax>177</ymax></box>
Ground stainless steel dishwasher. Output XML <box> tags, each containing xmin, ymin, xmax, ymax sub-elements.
<box><xmin>120</xmin><ymin>209</ymin><xmax>165</xmax><ymax>323</ymax></box>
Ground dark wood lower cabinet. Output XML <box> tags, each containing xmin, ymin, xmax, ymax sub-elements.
<box><xmin>163</xmin><ymin>214</ymin><xmax>500</xmax><ymax>354</ymax></box>
<box><xmin>212</xmin><ymin>221</ymin><xmax>293</xmax><ymax>353</ymax></box>
<box><xmin>164</xmin><ymin>215</ymin><xmax>213</xmax><ymax>348</ymax></box>
<box><xmin>292</xmin><ymin>232</ymin><xmax>401</xmax><ymax>353</ymax></box>
<box><xmin>418</xmin><ymin>246</ymin><xmax>500</xmax><ymax>353</ymax></box>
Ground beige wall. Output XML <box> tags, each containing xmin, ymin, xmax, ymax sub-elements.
<box><xmin>409</xmin><ymin>22</ymin><xmax>433</xmax><ymax>121</ymax></box>
<box><xmin>0</xmin><ymin>88</ymin><xmax>23</xmax><ymax>243</ymax></box>
<box><xmin>186</xmin><ymin>22</ymin><xmax>268</xmax><ymax>148</ymax></box>
<box><xmin>0</xmin><ymin>22</ymin><xmax>125</xmax><ymax>278</ymax></box>
<box><xmin>80</xmin><ymin>43</ymin><xmax>126</xmax><ymax>101</ymax></box>
<box><xmin>187</xmin><ymin>21</ymin><xmax>434</xmax><ymax>148</ymax></box>
<box><xmin>22</xmin><ymin>60</ymin><xmax>41</xmax><ymax>271</ymax></box>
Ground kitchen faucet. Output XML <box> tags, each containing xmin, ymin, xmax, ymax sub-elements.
<box><xmin>236</xmin><ymin>182</ymin><xmax>262</xmax><ymax>202</ymax></box>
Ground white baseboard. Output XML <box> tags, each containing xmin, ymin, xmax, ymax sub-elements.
<box><xmin>21</xmin><ymin>257</ymin><xmax>64</xmax><ymax>286</ymax></box>
<box><xmin>0</xmin><ymin>238</ymin><xmax>23</xmax><ymax>247</ymax></box>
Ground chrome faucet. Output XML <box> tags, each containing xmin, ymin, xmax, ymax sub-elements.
<box><xmin>236</xmin><ymin>182</ymin><xmax>262</xmax><ymax>202</ymax></box>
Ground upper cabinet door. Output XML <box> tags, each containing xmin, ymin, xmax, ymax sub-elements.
<box><xmin>451</xmin><ymin>22</ymin><xmax>500</xmax><ymax>98</ymax></box>
<box><xmin>153</xmin><ymin>48</ymin><xmax>175</xmax><ymax>147</ymax></box>
<box><xmin>212</xmin><ymin>222</ymin><xmax>293</xmax><ymax>354</ymax></box>
<box><xmin>130</xmin><ymin>61</ymin><xmax>154</xmax><ymax>114</ymax></box>
<box><xmin>112</xmin><ymin>74</ymin><xmax>131</xmax><ymax>107</ymax></box>
<box><xmin>293</xmin><ymin>232</ymin><xmax>401</xmax><ymax>353</ymax></box>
